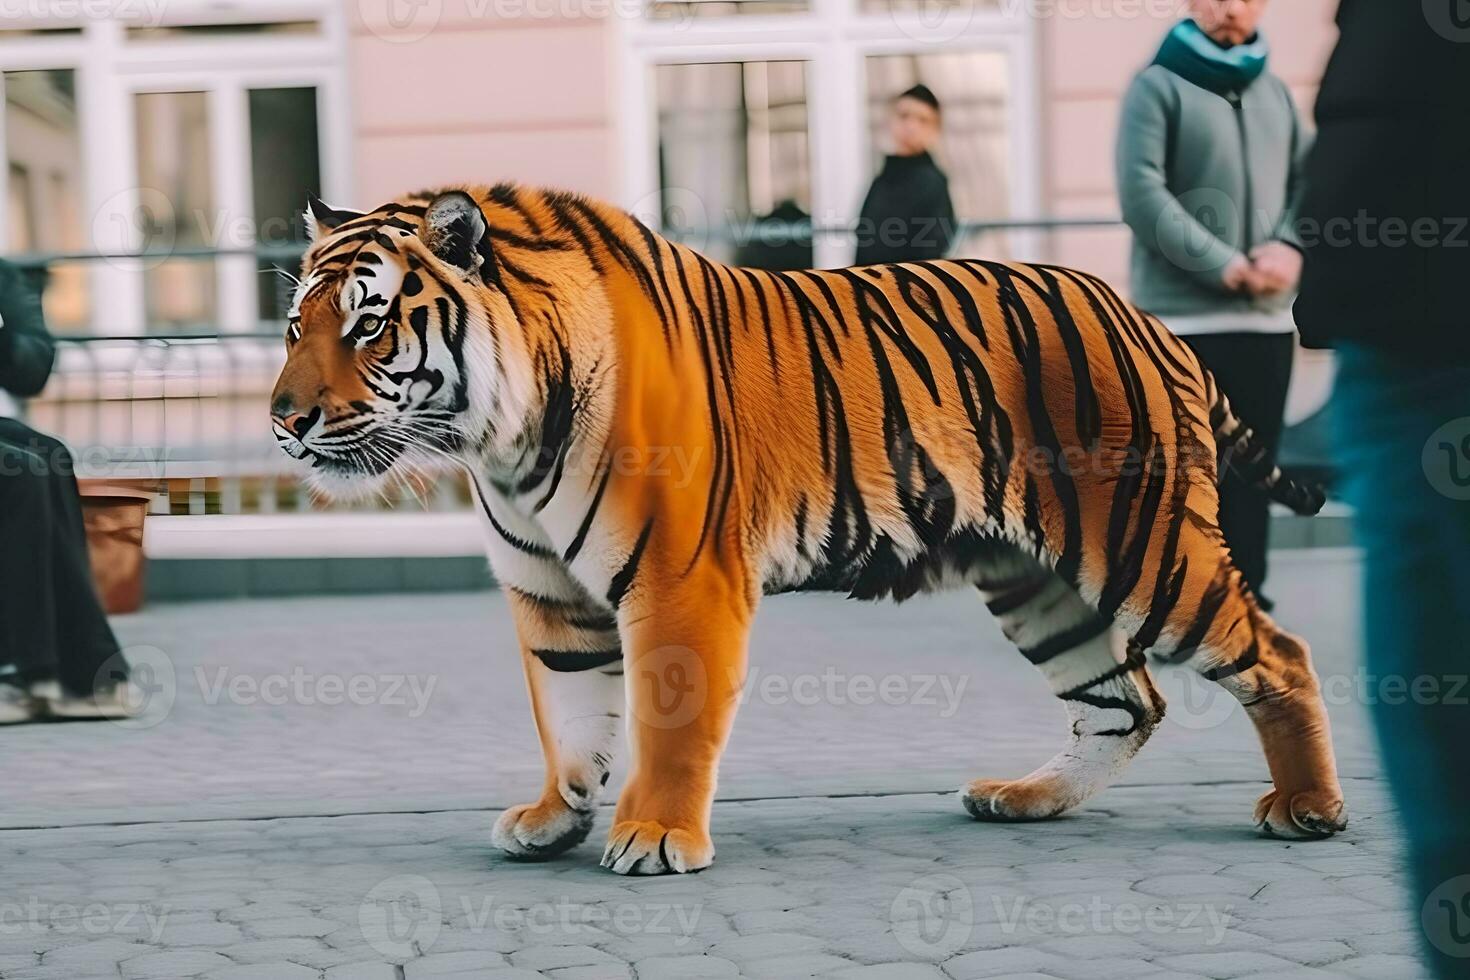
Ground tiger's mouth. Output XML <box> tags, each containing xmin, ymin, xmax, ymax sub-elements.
<box><xmin>307</xmin><ymin>447</ymin><xmax>400</xmax><ymax>478</ymax></box>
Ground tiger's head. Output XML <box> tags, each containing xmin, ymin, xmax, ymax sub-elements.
<box><xmin>270</xmin><ymin>189</ymin><xmax>512</xmax><ymax>497</ymax></box>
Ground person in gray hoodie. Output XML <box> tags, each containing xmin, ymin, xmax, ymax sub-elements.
<box><xmin>1116</xmin><ymin>0</ymin><xmax>1307</xmax><ymax>607</ymax></box>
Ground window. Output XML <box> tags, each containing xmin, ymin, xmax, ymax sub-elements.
<box><xmin>0</xmin><ymin>4</ymin><xmax>347</xmax><ymax>336</ymax></box>
<box><xmin>649</xmin><ymin>0</ymin><xmax>809</xmax><ymax>19</ymax></box>
<box><xmin>656</xmin><ymin>60</ymin><xmax>811</xmax><ymax>264</ymax></box>
<box><xmin>136</xmin><ymin>91</ymin><xmax>217</xmax><ymax>332</ymax></box>
<box><xmin>624</xmin><ymin>0</ymin><xmax>1039</xmax><ymax>269</ymax></box>
<box><xmin>249</xmin><ymin>87</ymin><xmax>322</xmax><ymax>322</ymax></box>
<box><xmin>865</xmin><ymin>50</ymin><xmax>1013</xmax><ymax>260</ymax></box>
<box><xmin>3</xmin><ymin>69</ymin><xmax>89</xmax><ymax>332</ymax></box>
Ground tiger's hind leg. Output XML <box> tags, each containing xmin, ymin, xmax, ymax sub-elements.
<box><xmin>1149</xmin><ymin>532</ymin><xmax>1346</xmax><ymax>839</ymax></box>
<box><xmin>962</xmin><ymin>556</ymin><xmax>1166</xmax><ymax>822</ymax></box>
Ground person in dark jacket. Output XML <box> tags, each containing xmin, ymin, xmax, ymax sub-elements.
<box><xmin>1294</xmin><ymin>5</ymin><xmax>1470</xmax><ymax>976</ymax></box>
<box><xmin>854</xmin><ymin>84</ymin><xmax>956</xmax><ymax>266</ymax></box>
<box><xmin>0</xmin><ymin>259</ymin><xmax>136</xmax><ymax>724</ymax></box>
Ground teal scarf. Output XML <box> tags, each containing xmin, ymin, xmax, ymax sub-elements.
<box><xmin>1153</xmin><ymin>19</ymin><xmax>1268</xmax><ymax>95</ymax></box>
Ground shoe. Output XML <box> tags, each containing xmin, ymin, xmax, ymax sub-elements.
<box><xmin>0</xmin><ymin>680</ymin><xmax>40</xmax><ymax>725</ymax></box>
<box><xmin>32</xmin><ymin>679</ymin><xmax>144</xmax><ymax>720</ymax></box>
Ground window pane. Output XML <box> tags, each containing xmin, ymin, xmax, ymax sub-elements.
<box><xmin>655</xmin><ymin>60</ymin><xmax>811</xmax><ymax>267</ymax></box>
<box><xmin>4</xmin><ymin>69</ymin><xmax>89</xmax><ymax>333</ymax></box>
<box><xmin>135</xmin><ymin>90</ymin><xmax>216</xmax><ymax>333</ymax></box>
<box><xmin>859</xmin><ymin>0</ymin><xmax>997</xmax><ymax>13</ymax></box>
<box><xmin>249</xmin><ymin>87</ymin><xmax>321</xmax><ymax>324</ymax></box>
<box><xmin>647</xmin><ymin>0</ymin><xmax>807</xmax><ymax>21</ymax></box>
<box><xmin>865</xmin><ymin>51</ymin><xmax>1012</xmax><ymax>261</ymax></box>
<box><xmin>126</xmin><ymin>22</ymin><xmax>320</xmax><ymax>40</ymax></box>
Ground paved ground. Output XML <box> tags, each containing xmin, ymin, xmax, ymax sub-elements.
<box><xmin>0</xmin><ymin>550</ymin><xmax>1438</xmax><ymax>978</ymax></box>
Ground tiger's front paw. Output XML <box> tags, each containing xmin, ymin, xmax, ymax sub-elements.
<box><xmin>492</xmin><ymin>796</ymin><xmax>595</xmax><ymax>861</ymax></box>
<box><xmin>1254</xmin><ymin>787</ymin><xmax>1347</xmax><ymax>840</ymax></box>
<box><xmin>601</xmin><ymin>820</ymin><xmax>713</xmax><ymax>875</ymax></box>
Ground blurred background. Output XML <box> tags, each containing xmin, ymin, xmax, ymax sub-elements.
<box><xmin>0</xmin><ymin>0</ymin><xmax>1343</xmax><ymax>603</ymax></box>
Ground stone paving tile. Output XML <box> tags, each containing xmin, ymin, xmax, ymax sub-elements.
<box><xmin>0</xmin><ymin>559</ymin><xmax>1442</xmax><ymax>979</ymax></box>
<box><xmin>0</xmin><ymin>778</ymin><xmax>1429</xmax><ymax>980</ymax></box>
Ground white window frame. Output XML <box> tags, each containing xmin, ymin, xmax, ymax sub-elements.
<box><xmin>0</xmin><ymin>0</ymin><xmax>352</xmax><ymax>335</ymax></box>
<box><xmin>616</xmin><ymin>0</ymin><xmax>1042</xmax><ymax>268</ymax></box>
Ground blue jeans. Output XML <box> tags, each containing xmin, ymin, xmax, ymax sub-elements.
<box><xmin>1333</xmin><ymin>346</ymin><xmax>1470</xmax><ymax>976</ymax></box>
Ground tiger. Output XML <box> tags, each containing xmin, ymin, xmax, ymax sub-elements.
<box><xmin>270</xmin><ymin>184</ymin><xmax>1347</xmax><ymax>876</ymax></box>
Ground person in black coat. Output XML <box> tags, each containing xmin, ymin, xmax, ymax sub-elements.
<box><xmin>1293</xmin><ymin>4</ymin><xmax>1470</xmax><ymax>975</ymax></box>
<box><xmin>854</xmin><ymin>84</ymin><xmax>956</xmax><ymax>266</ymax></box>
<box><xmin>0</xmin><ymin>259</ymin><xmax>136</xmax><ymax>724</ymax></box>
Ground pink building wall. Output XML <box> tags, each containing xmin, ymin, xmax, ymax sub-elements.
<box><xmin>345</xmin><ymin>0</ymin><xmax>1341</xmax><ymax>287</ymax></box>
<box><xmin>348</xmin><ymin>0</ymin><xmax>620</xmax><ymax>204</ymax></box>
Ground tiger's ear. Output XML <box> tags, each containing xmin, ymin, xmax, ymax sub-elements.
<box><xmin>423</xmin><ymin>190</ymin><xmax>487</xmax><ymax>276</ymax></box>
<box><xmin>304</xmin><ymin>194</ymin><xmax>363</xmax><ymax>242</ymax></box>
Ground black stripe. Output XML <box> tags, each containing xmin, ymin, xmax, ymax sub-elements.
<box><xmin>531</xmin><ymin>649</ymin><xmax>623</xmax><ymax>672</ymax></box>
<box><xmin>470</xmin><ymin>476</ymin><xmax>556</xmax><ymax>560</ymax></box>
<box><xmin>1019</xmin><ymin>615</ymin><xmax>1112</xmax><ymax>666</ymax></box>
<box><xmin>983</xmin><ymin>577</ymin><xmax>1048</xmax><ymax>616</ymax></box>
<box><xmin>607</xmin><ymin>518</ymin><xmax>655</xmax><ymax>608</ymax></box>
<box><xmin>1062</xmin><ymin>689</ymin><xmax>1147</xmax><ymax>737</ymax></box>
<box><xmin>564</xmin><ymin>459</ymin><xmax>615</xmax><ymax>564</ymax></box>
<box><xmin>1200</xmin><ymin>641</ymin><xmax>1260</xmax><ymax>681</ymax></box>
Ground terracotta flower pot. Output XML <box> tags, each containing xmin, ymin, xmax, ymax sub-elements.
<box><xmin>77</xmin><ymin>482</ymin><xmax>158</xmax><ymax>615</ymax></box>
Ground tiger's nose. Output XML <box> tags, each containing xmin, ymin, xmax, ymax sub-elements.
<box><xmin>271</xmin><ymin>402</ymin><xmax>320</xmax><ymax>440</ymax></box>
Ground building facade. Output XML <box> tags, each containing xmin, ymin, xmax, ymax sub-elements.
<box><xmin>2</xmin><ymin>0</ymin><xmax>1338</xmax><ymax>336</ymax></box>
